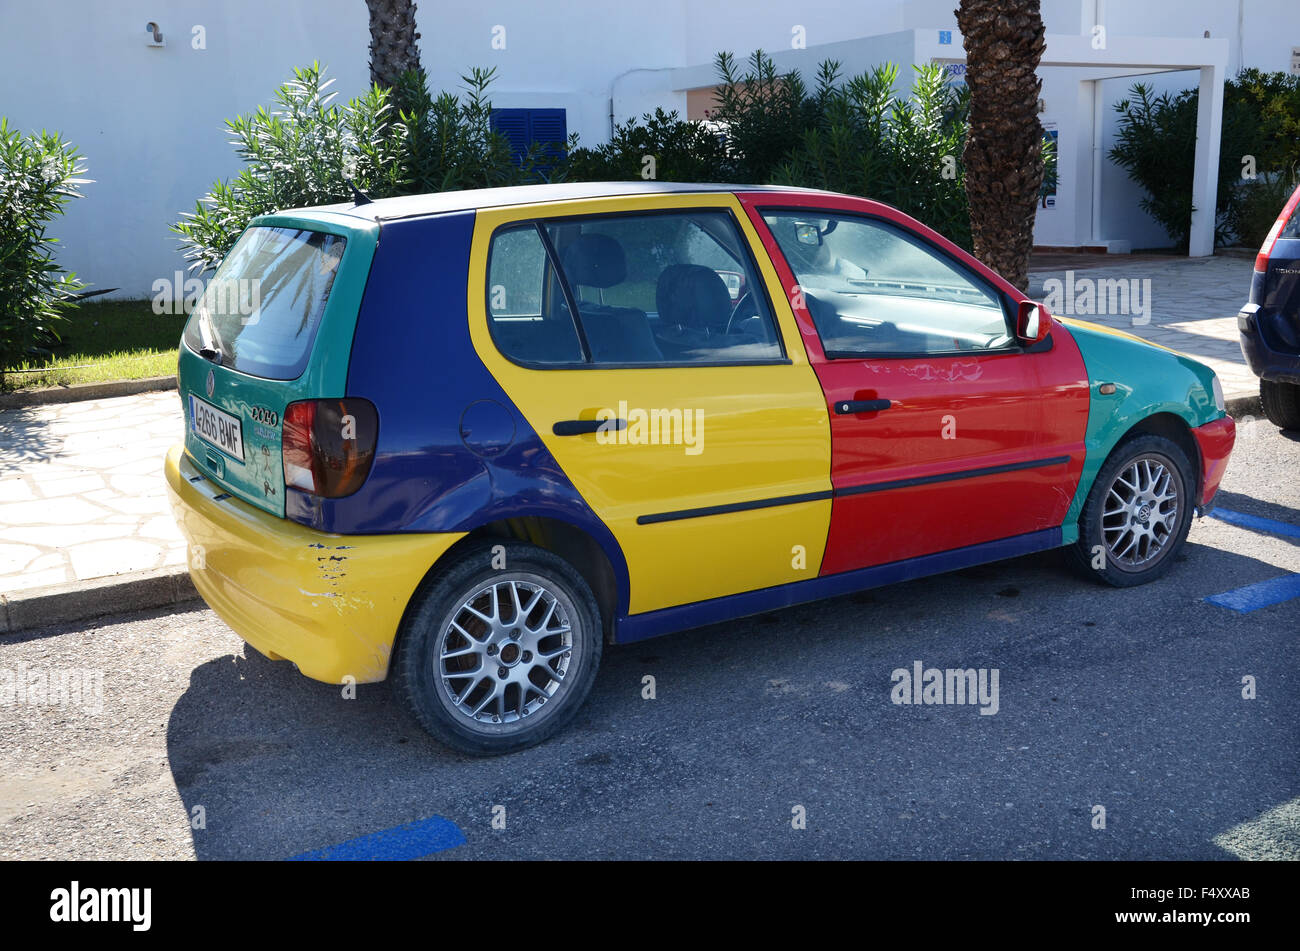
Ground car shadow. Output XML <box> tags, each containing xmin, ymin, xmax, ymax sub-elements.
<box><xmin>166</xmin><ymin>532</ymin><xmax>1298</xmax><ymax>860</ymax></box>
<box><xmin>1210</xmin><ymin>490</ymin><xmax>1300</xmax><ymax>545</ymax></box>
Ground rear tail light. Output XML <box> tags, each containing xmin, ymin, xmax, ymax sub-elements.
<box><xmin>1256</xmin><ymin>183</ymin><xmax>1300</xmax><ymax>273</ymax></box>
<box><xmin>282</xmin><ymin>398</ymin><xmax>378</xmax><ymax>498</ymax></box>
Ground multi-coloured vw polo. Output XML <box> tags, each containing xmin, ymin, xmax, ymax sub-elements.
<box><xmin>166</xmin><ymin>182</ymin><xmax>1235</xmax><ymax>754</ymax></box>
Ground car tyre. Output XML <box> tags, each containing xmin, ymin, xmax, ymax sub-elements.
<box><xmin>1260</xmin><ymin>379</ymin><xmax>1300</xmax><ymax>430</ymax></box>
<box><xmin>1068</xmin><ymin>433</ymin><xmax>1195</xmax><ymax>587</ymax></box>
<box><xmin>394</xmin><ymin>541</ymin><xmax>603</xmax><ymax>755</ymax></box>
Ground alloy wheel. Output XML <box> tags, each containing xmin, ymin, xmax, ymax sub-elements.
<box><xmin>1101</xmin><ymin>453</ymin><xmax>1182</xmax><ymax>571</ymax></box>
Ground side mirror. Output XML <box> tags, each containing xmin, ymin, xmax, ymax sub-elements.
<box><xmin>1016</xmin><ymin>300</ymin><xmax>1052</xmax><ymax>345</ymax></box>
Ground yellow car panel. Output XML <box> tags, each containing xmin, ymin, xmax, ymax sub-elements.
<box><xmin>467</xmin><ymin>193</ymin><xmax>832</xmax><ymax>615</ymax></box>
<box><xmin>165</xmin><ymin>444</ymin><xmax>466</xmax><ymax>683</ymax></box>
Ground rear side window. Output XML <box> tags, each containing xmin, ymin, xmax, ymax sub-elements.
<box><xmin>182</xmin><ymin>226</ymin><xmax>346</xmax><ymax>380</ymax></box>
<box><xmin>485</xmin><ymin>209</ymin><xmax>784</xmax><ymax>367</ymax></box>
<box><xmin>486</xmin><ymin>224</ymin><xmax>584</xmax><ymax>365</ymax></box>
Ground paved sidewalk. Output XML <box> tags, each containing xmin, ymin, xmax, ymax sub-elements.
<box><xmin>1028</xmin><ymin>252</ymin><xmax>1257</xmax><ymax>402</ymax></box>
<box><xmin>0</xmin><ymin>391</ymin><xmax>185</xmax><ymax>594</ymax></box>
<box><xmin>0</xmin><ymin>253</ymin><xmax>1265</xmax><ymax>605</ymax></box>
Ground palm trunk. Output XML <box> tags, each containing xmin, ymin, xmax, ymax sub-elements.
<box><xmin>956</xmin><ymin>0</ymin><xmax>1046</xmax><ymax>292</ymax></box>
<box><xmin>366</xmin><ymin>0</ymin><xmax>422</xmax><ymax>89</ymax></box>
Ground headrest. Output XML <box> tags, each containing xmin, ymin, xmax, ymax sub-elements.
<box><xmin>655</xmin><ymin>264</ymin><xmax>732</xmax><ymax>334</ymax></box>
<box><xmin>560</xmin><ymin>233</ymin><xmax>627</xmax><ymax>288</ymax></box>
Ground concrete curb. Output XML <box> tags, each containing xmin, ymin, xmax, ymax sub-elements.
<box><xmin>1</xmin><ymin>567</ymin><xmax>199</xmax><ymax>634</ymax></box>
<box><xmin>1226</xmin><ymin>392</ymin><xmax>1262</xmax><ymax>418</ymax></box>
<box><xmin>0</xmin><ymin>375</ymin><xmax>176</xmax><ymax>410</ymax></box>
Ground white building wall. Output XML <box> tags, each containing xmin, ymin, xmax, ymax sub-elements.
<box><xmin>1</xmin><ymin>0</ymin><xmax>371</xmax><ymax>299</ymax></box>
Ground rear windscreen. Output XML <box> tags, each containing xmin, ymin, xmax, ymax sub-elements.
<box><xmin>182</xmin><ymin>226</ymin><xmax>346</xmax><ymax>380</ymax></box>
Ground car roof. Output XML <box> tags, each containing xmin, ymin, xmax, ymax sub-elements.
<box><xmin>286</xmin><ymin>181</ymin><xmax>839</xmax><ymax>222</ymax></box>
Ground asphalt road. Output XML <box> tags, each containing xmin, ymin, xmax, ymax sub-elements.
<box><xmin>2</xmin><ymin>423</ymin><xmax>1297</xmax><ymax>860</ymax></box>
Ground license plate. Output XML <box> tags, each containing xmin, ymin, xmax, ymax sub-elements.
<box><xmin>189</xmin><ymin>394</ymin><xmax>244</xmax><ymax>462</ymax></box>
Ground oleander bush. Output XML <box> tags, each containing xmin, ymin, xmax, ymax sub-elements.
<box><xmin>1109</xmin><ymin>70</ymin><xmax>1300</xmax><ymax>249</ymax></box>
<box><xmin>773</xmin><ymin>62</ymin><xmax>975</xmax><ymax>248</ymax></box>
<box><xmin>173</xmin><ymin>63</ymin><xmax>556</xmax><ymax>272</ymax></box>
<box><xmin>0</xmin><ymin>118</ymin><xmax>90</xmax><ymax>369</ymax></box>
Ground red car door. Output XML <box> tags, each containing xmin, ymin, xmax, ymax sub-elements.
<box><xmin>739</xmin><ymin>192</ymin><xmax>1090</xmax><ymax>575</ymax></box>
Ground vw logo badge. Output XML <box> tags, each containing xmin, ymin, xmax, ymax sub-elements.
<box><xmin>205</xmin><ymin>368</ymin><xmax>215</xmax><ymax>397</ymax></box>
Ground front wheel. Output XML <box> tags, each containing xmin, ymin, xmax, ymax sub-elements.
<box><xmin>394</xmin><ymin>542</ymin><xmax>603</xmax><ymax>755</ymax></box>
<box><xmin>1068</xmin><ymin>434</ymin><xmax>1195</xmax><ymax>587</ymax></box>
<box><xmin>1260</xmin><ymin>379</ymin><xmax>1300</xmax><ymax>429</ymax></box>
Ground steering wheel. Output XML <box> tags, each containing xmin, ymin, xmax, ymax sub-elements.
<box><xmin>724</xmin><ymin>291</ymin><xmax>760</xmax><ymax>335</ymax></box>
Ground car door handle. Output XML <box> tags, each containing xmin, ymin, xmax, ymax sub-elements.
<box><xmin>834</xmin><ymin>399</ymin><xmax>892</xmax><ymax>415</ymax></box>
<box><xmin>553</xmin><ymin>418</ymin><xmax>626</xmax><ymax>436</ymax></box>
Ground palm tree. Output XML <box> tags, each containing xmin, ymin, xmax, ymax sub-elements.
<box><xmin>366</xmin><ymin>0</ymin><xmax>422</xmax><ymax>89</ymax></box>
<box><xmin>955</xmin><ymin>0</ymin><xmax>1046</xmax><ymax>292</ymax></box>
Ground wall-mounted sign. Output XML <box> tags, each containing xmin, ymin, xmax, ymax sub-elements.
<box><xmin>936</xmin><ymin>61</ymin><xmax>967</xmax><ymax>86</ymax></box>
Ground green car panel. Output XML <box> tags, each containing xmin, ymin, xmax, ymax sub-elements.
<box><xmin>1059</xmin><ymin>317</ymin><xmax>1225</xmax><ymax>542</ymax></box>
<box><xmin>177</xmin><ymin>211</ymin><xmax>378</xmax><ymax>517</ymax></box>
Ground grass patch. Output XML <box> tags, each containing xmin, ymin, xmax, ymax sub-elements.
<box><xmin>1</xmin><ymin>299</ymin><xmax>185</xmax><ymax>391</ymax></box>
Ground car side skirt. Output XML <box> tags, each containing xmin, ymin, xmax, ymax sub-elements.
<box><xmin>615</xmin><ymin>526</ymin><xmax>1063</xmax><ymax>644</ymax></box>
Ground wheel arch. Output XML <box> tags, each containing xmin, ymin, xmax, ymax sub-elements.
<box><xmin>1117</xmin><ymin>411</ymin><xmax>1202</xmax><ymax>495</ymax></box>
<box><xmin>398</xmin><ymin>515</ymin><xmax>625</xmax><ymax>652</ymax></box>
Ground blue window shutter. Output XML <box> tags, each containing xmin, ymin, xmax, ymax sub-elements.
<box><xmin>490</xmin><ymin>109</ymin><xmax>531</xmax><ymax>163</ymax></box>
<box><xmin>490</xmin><ymin>108</ymin><xmax>567</xmax><ymax>170</ymax></box>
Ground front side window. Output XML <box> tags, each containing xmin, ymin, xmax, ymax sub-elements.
<box><xmin>762</xmin><ymin>212</ymin><xmax>1012</xmax><ymax>356</ymax></box>
<box><xmin>181</xmin><ymin>226</ymin><xmax>346</xmax><ymax>380</ymax></box>
<box><xmin>485</xmin><ymin>209</ymin><xmax>785</xmax><ymax>367</ymax></box>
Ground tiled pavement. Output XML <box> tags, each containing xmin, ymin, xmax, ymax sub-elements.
<box><xmin>1028</xmin><ymin>252</ymin><xmax>1258</xmax><ymax>401</ymax></box>
<box><xmin>0</xmin><ymin>254</ymin><xmax>1264</xmax><ymax>598</ymax></box>
<box><xmin>0</xmin><ymin>391</ymin><xmax>185</xmax><ymax>594</ymax></box>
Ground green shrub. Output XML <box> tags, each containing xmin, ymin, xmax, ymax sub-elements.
<box><xmin>1109</xmin><ymin>85</ymin><xmax>1205</xmax><ymax>249</ymax></box>
<box><xmin>0</xmin><ymin>118</ymin><xmax>90</xmax><ymax>369</ymax></box>
<box><xmin>565</xmin><ymin>108</ymin><xmax>731</xmax><ymax>182</ymax></box>
<box><xmin>773</xmin><ymin>63</ymin><xmax>974</xmax><ymax>248</ymax></box>
<box><xmin>172</xmin><ymin>63</ymin><xmax>403</xmax><ymax>272</ymax></box>
<box><xmin>710</xmin><ymin>50</ymin><xmax>837</xmax><ymax>183</ymax></box>
<box><xmin>1230</xmin><ymin>68</ymin><xmax>1300</xmax><ymax>176</ymax></box>
<box><xmin>391</xmin><ymin>67</ymin><xmax>570</xmax><ymax>193</ymax></box>
<box><xmin>173</xmin><ymin>63</ymin><xmax>546</xmax><ymax>272</ymax></box>
<box><xmin>1233</xmin><ymin>171</ymin><xmax>1300</xmax><ymax>248</ymax></box>
<box><xmin>1109</xmin><ymin>71</ymin><xmax>1300</xmax><ymax>248</ymax></box>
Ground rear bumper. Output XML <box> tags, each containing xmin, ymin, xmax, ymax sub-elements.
<box><xmin>1192</xmin><ymin>416</ymin><xmax>1235</xmax><ymax>509</ymax></box>
<box><xmin>1239</xmin><ymin>310</ymin><xmax>1300</xmax><ymax>384</ymax></box>
<box><xmin>164</xmin><ymin>444</ymin><xmax>465</xmax><ymax>683</ymax></box>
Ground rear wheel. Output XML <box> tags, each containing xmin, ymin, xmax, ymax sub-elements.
<box><xmin>1068</xmin><ymin>434</ymin><xmax>1195</xmax><ymax>587</ymax></box>
<box><xmin>394</xmin><ymin>542</ymin><xmax>602</xmax><ymax>755</ymax></box>
<box><xmin>1260</xmin><ymin>379</ymin><xmax>1300</xmax><ymax>429</ymax></box>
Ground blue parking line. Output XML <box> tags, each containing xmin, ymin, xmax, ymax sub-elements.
<box><xmin>1206</xmin><ymin>573</ymin><xmax>1300</xmax><ymax>614</ymax></box>
<box><xmin>288</xmin><ymin>815</ymin><xmax>466</xmax><ymax>861</ymax></box>
<box><xmin>1209</xmin><ymin>508</ymin><xmax>1300</xmax><ymax>541</ymax></box>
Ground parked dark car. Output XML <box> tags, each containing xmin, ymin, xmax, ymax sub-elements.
<box><xmin>1239</xmin><ymin>181</ymin><xmax>1300</xmax><ymax>428</ymax></box>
